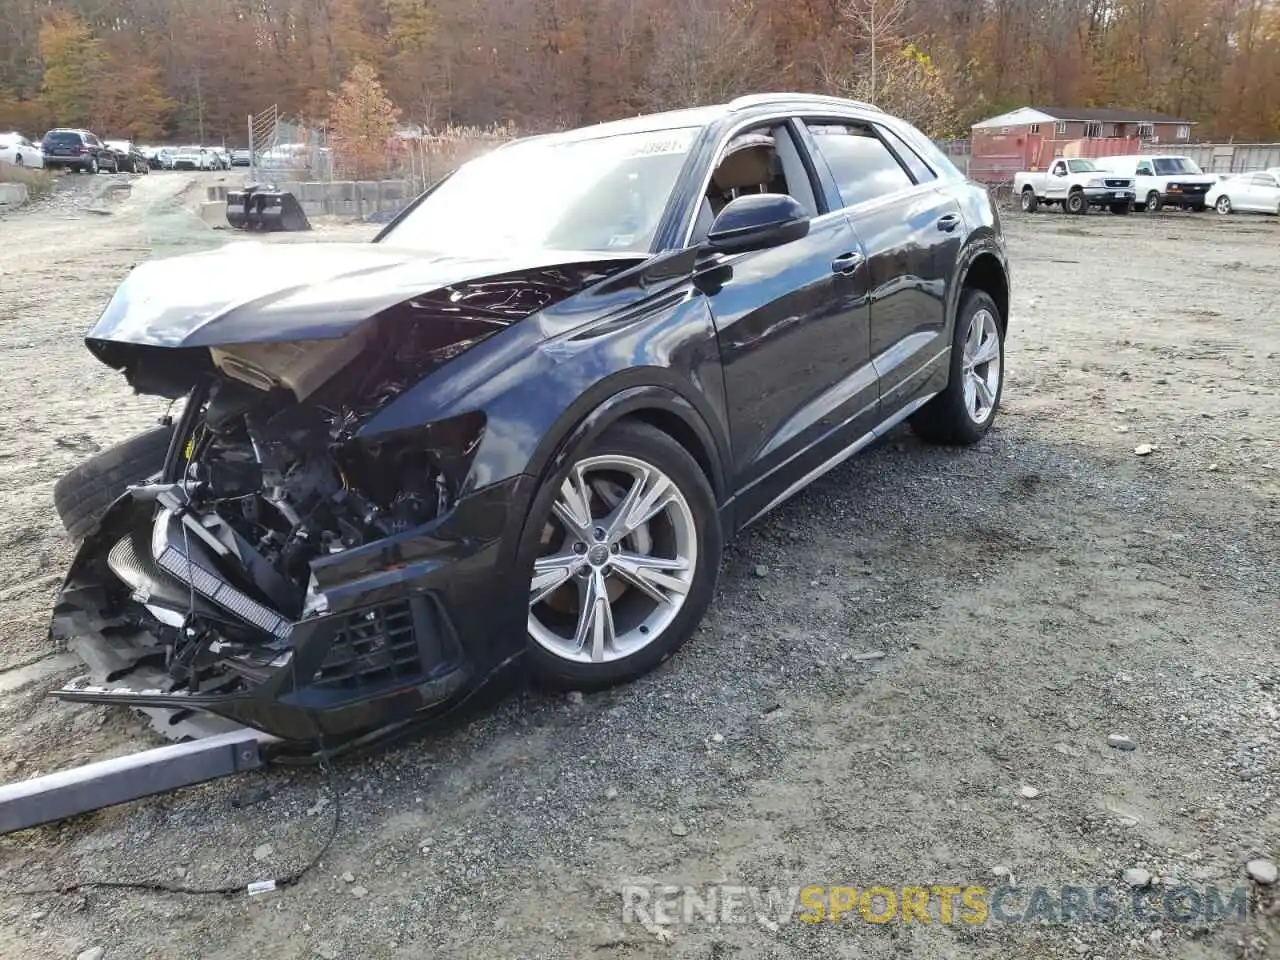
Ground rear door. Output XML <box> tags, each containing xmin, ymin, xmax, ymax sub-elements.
<box><xmin>1248</xmin><ymin>173</ymin><xmax>1279</xmax><ymax>212</ymax></box>
<box><xmin>798</xmin><ymin>117</ymin><xmax>964</xmax><ymax>412</ymax></box>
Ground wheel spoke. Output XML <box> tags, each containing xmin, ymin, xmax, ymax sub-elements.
<box><xmin>965</xmin><ymin>318</ymin><xmax>983</xmax><ymax>355</ymax></box>
<box><xmin>571</xmin><ymin>570</ymin><xmax>616</xmax><ymax>662</ymax></box>
<box><xmin>605</xmin><ymin>467</ymin><xmax>675</xmax><ymax>543</ymax></box>
<box><xmin>529</xmin><ymin>550</ymin><xmax>582</xmax><ymax>606</ymax></box>
<box><xmin>552</xmin><ymin>466</ymin><xmax>594</xmax><ymax>538</ymax></box>
<box><xmin>611</xmin><ymin>551</ymin><xmax>690</xmax><ymax>605</ymax></box>
<box><xmin>971</xmin><ymin>335</ymin><xmax>999</xmax><ymax>366</ymax></box>
<box><xmin>974</xmin><ymin>375</ymin><xmax>996</xmax><ymax>410</ymax></box>
<box><xmin>963</xmin><ymin>374</ymin><xmax>978</xmax><ymax>416</ymax></box>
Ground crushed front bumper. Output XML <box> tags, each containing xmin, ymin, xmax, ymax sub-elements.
<box><xmin>50</xmin><ymin>475</ymin><xmax>537</xmax><ymax>746</ymax></box>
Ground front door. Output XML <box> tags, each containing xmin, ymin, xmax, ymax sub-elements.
<box><xmin>691</xmin><ymin>119</ymin><xmax>876</xmax><ymax>527</ymax></box>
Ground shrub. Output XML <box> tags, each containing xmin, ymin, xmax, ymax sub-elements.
<box><xmin>0</xmin><ymin>164</ymin><xmax>56</xmax><ymax>198</ymax></box>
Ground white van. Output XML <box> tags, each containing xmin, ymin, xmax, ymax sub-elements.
<box><xmin>1105</xmin><ymin>155</ymin><xmax>1218</xmax><ymax>212</ymax></box>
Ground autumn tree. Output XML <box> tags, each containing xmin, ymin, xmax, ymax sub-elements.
<box><xmin>328</xmin><ymin>62</ymin><xmax>401</xmax><ymax>179</ymax></box>
<box><xmin>827</xmin><ymin>42</ymin><xmax>960</xmax><ymax>138</ymax></box>
<box><xmin>38</xmin><ymin>12</ymin><xmax>102</xmax><ymax>127</ymax></box>
<box><xmin>92</xmin><ymin>65</ymin><xmax>175</xmax><ymax>139</ymax></box>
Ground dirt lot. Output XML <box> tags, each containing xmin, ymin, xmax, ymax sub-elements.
<box><xmin>0</xmin><ymin>175</ymin><xmax>1276</xmax><ymax>960</ymax></box>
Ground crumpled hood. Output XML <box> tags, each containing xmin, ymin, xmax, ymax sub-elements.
<box><xmin>87</xmin><ymin>240</ymin><xmax>644</xmax><ymax>351</ymax></box>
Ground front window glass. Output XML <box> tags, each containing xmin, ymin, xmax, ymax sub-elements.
<box><xmin>381</xmin><ymin>128</ymin><xmax>700</xmax><ymax>254</ymax></box>
<box><xmin>1066</xmin><ymin>159</ymin><xmax>1102</xmax><ymax>173</ymax></box>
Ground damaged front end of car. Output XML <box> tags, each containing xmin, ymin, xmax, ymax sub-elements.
<box><xmin>50</xmin><ymin>249</ymin><xmax>638</xmax><ymax>746</ymax></box>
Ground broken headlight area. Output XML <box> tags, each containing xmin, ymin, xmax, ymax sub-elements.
<box><xmin>52</xmin><ymin>382</ymin><xmax>488</xmax><ymax>741</ymax></box>
<box><xmin>56</xmin><ymin>373</ymin><xmax>496</xmax><ymax>740</ymax></box>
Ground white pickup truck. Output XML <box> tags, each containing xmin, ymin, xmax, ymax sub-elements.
<box><xmin>1014</xmin><ymin>158</ymin><xmax>1137</xmax><ymax>215</ymax></box>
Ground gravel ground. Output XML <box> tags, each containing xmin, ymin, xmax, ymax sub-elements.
<box><xmin>0</xmin><ymin>176</ymin><xmax>1276</xmax><ymax>960</ymax></box>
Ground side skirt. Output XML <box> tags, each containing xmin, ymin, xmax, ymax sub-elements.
<box><xmin>739</xmin><ymin>391</ymin><xmax>937</xmax><ymax>529</ymax></box>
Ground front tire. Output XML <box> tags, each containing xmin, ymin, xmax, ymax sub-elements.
<box><xmin>523</xmin><ymin>421</ymin><xmax>721</xmax><ymax>690</ymax></box>
<box><xmin>53</xmin><ymin>424</ymin><xmax>174</xmax><ymax>542</ymax></box>
<box><xmin>14</xmin><ymin>155</ymin><xmax>23</xmax><ymax>168</ymax></box>
<box><xmin>910</xmin><ymin>290</ymin><xmax>1005</xmax><ymax>446</ymax></box>
<box><xmin>1215</xmin><ymin>195</ymin><xmax>1232</xmax><ymax>215</ymax></box>
<box><xmin>1020</xmin><ymin>189</ymin><xmax>1039</xmax><ymax>213</ymax></box>
<box><xmin>1145</xmin><ymin>191</ymin><xmax>1161</xmax><ymax>213</ymax></box>
<box><xmin>1066</xmin><ymin>190</ymin><xmax>1087</xmax><ymax>215</ymax></box>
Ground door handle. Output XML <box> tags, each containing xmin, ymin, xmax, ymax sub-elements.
<box><xmin>831</xmin><ymin>251</ymin><xmax>864</xmax><ymax>276</ymax></box>
<box><xmin>937</xmin><ymin>213</ymin><xmax>961</xmax><ymax>232</ymax></box>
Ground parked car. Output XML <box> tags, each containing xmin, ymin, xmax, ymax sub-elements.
<box><xmin>1014</xmin><ymin>157</ymin><xmax>1136</xmax><ymax>214</ymax></box>
<box><xmin>209</xmin><ymin>147</ymin><xmax>232</xmax><ymax>170</ymax></box>
<box><xmin>0</xmin><ymin>132</ymin><xmax>44</xmax><ymax>168</ymax></box>
<box><xmin>1206</xmin><ymin>170</ymin><xmax>1280</xmax><ymax>216</ymax></box>
<box><xmin>231</xmin><ymin>148</ymin><xmax>251</xmax><ymax>166</ymax></box>
<box><xmin>40</xmin><ymin>128</ymin><xmax>117</xmax><ymax>173</ymax></box>
<box><xmin>1105</xmin><ymin>154</ymin><xmax>1218</xmax><ymax>212</ymax></box>
<box><xmin>47</xmin><ymin>93</ymin><xmax>1010</xmax><ymax>747</ymax></box>
<box><xmin>171</xmin><ymin>144</ymin><xmax>216</xmax><ymax>170</ymax></box>
<box><xmin>104</xmin><ymin>139</ymin><xmax>151</xmax><ymax>174</ymax></box>
<box><xmin>138</xmin><ymin>146</ymin><xmax>168</xmax><ymax>169</ymax></box>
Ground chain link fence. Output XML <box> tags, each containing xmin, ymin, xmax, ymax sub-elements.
<box><xmin>247</xmin><ymin>106</ymin><xmax>511</xmax><ymax>193</ymax></box>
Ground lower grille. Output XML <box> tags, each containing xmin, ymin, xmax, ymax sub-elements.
<box><xmin>313</xmin><ymin>599</ymin><xmax>428</xmax><ymax>691</ymax></box>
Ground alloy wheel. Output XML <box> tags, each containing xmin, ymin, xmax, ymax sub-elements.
<box><xmin>962</xmin><ymin>308</ymin><xmax>1002</xmax><ymax>425</ymax></box>
<box><xmin>528</xmin><ymin>455</ymin><xmax>696</xmax><ymax>664</ymax></box>
<box><xmin>1216</xmin><ymin>196</ymin><xmax>1231</xmax><ymax>215</ymax></box>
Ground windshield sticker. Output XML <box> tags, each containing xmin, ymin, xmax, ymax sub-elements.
<box><xmin>607</xmin><ymin>234</ymin><xmax>636</xmax><ymax>248</ymax></box>
<box><xmin>626</xmin><ymin>129</ymin><xmax>697</xmax><ymax>158</ymax></box>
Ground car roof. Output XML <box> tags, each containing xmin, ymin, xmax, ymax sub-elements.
<box><xmin>505</xmin><ymin>93</ymin><xmax>885</xmax><ymax>148</ymax></box>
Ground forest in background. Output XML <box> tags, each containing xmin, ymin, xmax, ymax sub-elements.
<box><xmin>1</xmin><ymin>0</ymin><xmax>1279</xmax><ymax>145</ymax></box>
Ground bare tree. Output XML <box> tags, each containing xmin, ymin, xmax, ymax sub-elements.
<box><xmin>639</xmin><ymin>0</ymin><xmax>773</xmax><ymax>111</ymax></box>
<box><xmin>835</xmin><ymin>0</ymin><xmax>907</xmax><ymax>103</ymax></box>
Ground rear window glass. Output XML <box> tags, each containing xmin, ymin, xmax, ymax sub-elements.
<box><xmin>44</xmin><ymin>131</ymin><xmax>82</xmax><ymax>144</ymax></box>
<box><xmin>805</xmin><ymin>122</ymin><xmax>914</xmax><ymax>208</ymax></box>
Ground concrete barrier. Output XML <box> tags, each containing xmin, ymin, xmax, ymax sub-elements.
<box><xmin>198</xmin><ymin>200</ymin><xmax>230</xmax><ymax>229</ymax></box>
<box><xmin>206</xmin><ymin>179</ymin><xmax>415</xmax><ymax>218</ymax></box>
<box><xmin>0</xmin><ymin>183</ymin><xmax>30</xmax><ymax>207</ymax></box>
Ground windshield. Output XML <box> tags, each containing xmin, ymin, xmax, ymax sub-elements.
<box><xmin>1152</xmin><ymin>157</ymin><xmax>1203</xmax><ymax>175</ymax></box>
<box><xmin>381</xmin><ymin>127</ymin><xmax>700</xmax><ymax>255</ymax></box>
<box><xmin>1066</xmin><ymin>159</ymin><xmax>1101</xmax><ymax>173</ymax></box>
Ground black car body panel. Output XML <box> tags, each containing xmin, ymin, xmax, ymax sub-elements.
<box><xmin>50</xmin><ymin>94</ymin><xmax>1009</xmax><ymax>747</ymax></box>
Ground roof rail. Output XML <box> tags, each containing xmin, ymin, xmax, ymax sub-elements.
<box><xmin>727</xmin><ymin>93</ymin><xmax>883</xmax><ymax>114</ymax></box>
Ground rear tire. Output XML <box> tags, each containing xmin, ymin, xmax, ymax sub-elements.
<box><xmin>910</xmin><ymin>289</ymin><xmax>1005</xmax><ymax>446</ymax></box>
<box><xmin>522</xmin><ymin>420</ymin><xmax>721</xmax><ymax>690</ymax></box>
<box><xmin>53</xmin><ymin>424</ymin><xmax>174</xmax><ymax>542</ymax></box>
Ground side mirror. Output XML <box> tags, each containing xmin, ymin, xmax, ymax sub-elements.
<box><xmin>704</xmin><ymin>193</ymin><xmax>810</xmax><ymax>255</ymax></box>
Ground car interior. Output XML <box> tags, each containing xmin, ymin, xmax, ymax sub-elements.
<box><xmin>690</xmin><ymin>123</ymin><xmax>820</xmax><ymax>245</ymax></box>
